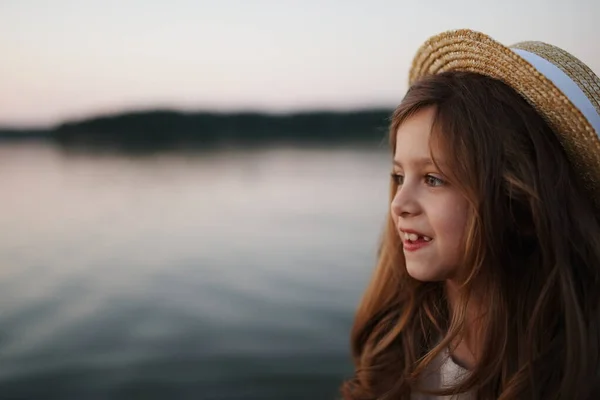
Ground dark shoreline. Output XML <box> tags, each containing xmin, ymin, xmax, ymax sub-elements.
<box><xmin>0</xmin><ymin>109</ymin><xmax>393</xmax><ymax>149</ymax></box>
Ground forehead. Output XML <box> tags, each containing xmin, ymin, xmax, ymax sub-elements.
<box><xmin>394</xmin><ymin>107</ymin><xmax>437</xmax><ymax>164</ymax></box>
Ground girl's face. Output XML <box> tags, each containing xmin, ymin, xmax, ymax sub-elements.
<box><xmin>391</xmin><ymin>107</ymin><xmax>470</xmax><ymax>282</ymax></box>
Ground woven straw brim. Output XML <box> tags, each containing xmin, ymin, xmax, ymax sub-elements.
<box><xmin>409</xmin><ymin>29</ymin><xmax>600</xmax><ymax>209</ymax></box>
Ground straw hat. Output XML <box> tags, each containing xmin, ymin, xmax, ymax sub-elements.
<box><xmin>409</xmin><ymin>29</ymin><xmax>600</xmax><ymax>208</ymax></box>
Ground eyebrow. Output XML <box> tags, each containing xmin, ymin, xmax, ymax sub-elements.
<box><xmin>393</xmin><ymin>157</ymin><xmax>436</xmax><ymax>168</ymax></box>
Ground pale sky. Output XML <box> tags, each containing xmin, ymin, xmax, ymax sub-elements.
<box><xmin>1</xmin><ymin>0</ymin><xmax>598</xmax><ymax>127</ymax></box>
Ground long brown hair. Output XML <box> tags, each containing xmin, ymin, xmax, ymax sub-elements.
<box><xmin>341</xmin><ymin>71</ymin><xmax>600</xmax><ymax>399</ymax></box>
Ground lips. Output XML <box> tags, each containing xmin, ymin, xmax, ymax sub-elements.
<box><xmin>399</xmin><ymin>229</ymin><xmax>433</xmax><ymax>252</ymax></box>
<box><xmin>399</xmin><ymin>229</ymin><xmax>432</xmax><ymax>241</ymax></box>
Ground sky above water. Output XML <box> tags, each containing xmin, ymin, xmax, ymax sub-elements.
<box><xmin>1</xmin><ymin>0</ymin><xmax>598</xmax><ymax>126</ymax></box>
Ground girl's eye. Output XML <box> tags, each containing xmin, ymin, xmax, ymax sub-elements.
<box><xmin>425</xmin><ymin>174</ymin><xmax>445</xmax><ymax>187</ymax></box>
<box><xmin>391</xmin><ymin>173</ymin><xmax>404</xmax><ymax>185</ymax></box>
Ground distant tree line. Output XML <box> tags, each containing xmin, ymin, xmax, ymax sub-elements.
<box><xmin>0</xmin><ymin>109</ymin><xmax>394</xmax><ymax>150</ymax></box>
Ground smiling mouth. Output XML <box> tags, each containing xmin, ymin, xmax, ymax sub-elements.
<box><xmin>402</xmin><ymin>237</ymin><xmax>432</xmax><ymax>252</ymax></box>
<box><xmin>402</xmin><ymin>232</ymin><xmax>432</xmax><ymax>242</ymax></box>
<box><xmin>400</xmin><ymin>231</ymin><xmax>433</xmax><ymax>252</ymax></box>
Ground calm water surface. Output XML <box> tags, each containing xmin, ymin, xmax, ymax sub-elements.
<box><xmin>0</xmin><ymin>140</ymin><xmax>390</xmax><ymax>399</ymax></box>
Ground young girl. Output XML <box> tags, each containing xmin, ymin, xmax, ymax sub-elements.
<box><xmin>341</xmin><ymin>30</ymin><xmax>600</xmax><ymax>399</ymax></box>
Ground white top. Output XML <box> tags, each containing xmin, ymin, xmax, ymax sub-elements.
<box><xmin>411</xmin><ymin>347</ymin><xmax>474</xmax><ymax>399</ymax></box>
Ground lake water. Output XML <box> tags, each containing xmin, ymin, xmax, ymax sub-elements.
<box><xmin>0</xmin><ymin>140</ymin><xmax>391</xmax><ymax>399</ymax></box>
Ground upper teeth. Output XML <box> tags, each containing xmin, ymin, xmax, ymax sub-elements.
<box><xmin>404</xmin><ymin>232</ymin><xmax>431</xmax><ymax>242</ymax></box>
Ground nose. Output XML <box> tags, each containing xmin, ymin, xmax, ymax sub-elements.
<box><xmin>391</xmin><ymin>184</ymin><xmax>421</xmax><ymax>218</ymax></box>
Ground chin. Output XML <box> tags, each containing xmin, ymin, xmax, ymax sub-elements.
<box><xmin>406</xmin><ymin>263</ymin><xmax>447</xmax><ymax>282</ymax></box>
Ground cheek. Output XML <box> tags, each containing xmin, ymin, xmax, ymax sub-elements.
<box><xmin>430</xmin><ymin>198</ymin><xmax>470</xmax><ymax>245</ymax></box>
<box><xmin>390</xmin><ymin>194</ymin><xmax>401</xmax><ymax>224</ymax></box>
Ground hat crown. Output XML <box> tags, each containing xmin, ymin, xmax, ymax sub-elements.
<box><xmin>511</xmin><ymin>41</ymin><xmax>600</xmax><ymax>121</ymax></box>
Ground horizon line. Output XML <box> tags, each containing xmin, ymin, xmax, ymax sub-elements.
<box><xmin>0</xmin><ymin>105</ymin><xmax>397</xmax><ymax>131</ymax></box>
